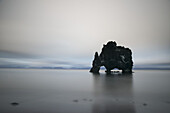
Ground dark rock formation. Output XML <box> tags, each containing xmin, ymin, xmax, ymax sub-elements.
<box><xmin>90</xmin><ymin>41</ymin><xmax>133</xmax><ymax>74</ymax></box>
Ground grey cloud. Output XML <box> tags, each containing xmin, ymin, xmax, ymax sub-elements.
<box><xmin>0</xmin><ymin>0</ymin><xmax>170</xmax><ymax>66</ymax></box>
<box><xmin>0</xmin><ymin>50</ymin><xmax>39</xmax><ymax>59</ymax></box>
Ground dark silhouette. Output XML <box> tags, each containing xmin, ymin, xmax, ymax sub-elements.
<box><xmin>90</xmin><ymin>41</ymin><xmax>133</xmax><ymax>74</ymax></box>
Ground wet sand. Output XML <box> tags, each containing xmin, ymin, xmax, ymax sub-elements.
<box><xmin>0</xmin><ymin>69</ymin><xmax>170</xmax><ymax>113</ymax></box>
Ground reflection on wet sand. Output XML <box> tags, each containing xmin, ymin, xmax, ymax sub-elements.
<box><xmin>92</xmin><ymin>72</ymin><xmax>135</xmax><ymax>113</ymax></box>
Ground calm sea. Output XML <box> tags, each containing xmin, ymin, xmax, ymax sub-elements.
<box><xmin>0</xmin><ymin>69</ymin><xmax>170</xmax><ymax>113</ymax></box>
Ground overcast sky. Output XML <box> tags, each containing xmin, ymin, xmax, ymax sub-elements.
<box><xmin>0</xmin><ymin>0</ymin><xmax>170</xmax><ymax>68</ymax></box>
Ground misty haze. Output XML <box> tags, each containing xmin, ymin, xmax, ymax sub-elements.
<box><xmin>0</xmin><ymin>0</ymin><xmax>170</xmax><ymax>113</ymax></box>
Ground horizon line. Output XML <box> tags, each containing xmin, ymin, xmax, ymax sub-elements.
<box><xmin>0</xmin><ymin>67</ymin><xmax>169</xmax><ymax>70</ymax></box>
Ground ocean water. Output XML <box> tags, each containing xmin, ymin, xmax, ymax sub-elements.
<box><xmin>0</xmin><ymin>69</ymin><xmax>170</xmax><ymax>113</ymax></box>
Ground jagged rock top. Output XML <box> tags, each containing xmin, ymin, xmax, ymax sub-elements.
<box><xmin>90</xmin><ymin>41</ymin><xmax>133</xmax><ymax>74</ymax></box>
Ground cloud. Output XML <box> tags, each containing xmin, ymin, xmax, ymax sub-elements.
<box><xmin>0</xmin><ymin>50</ymin><xmax>90</xmax><ymax>68</ymax></box>
<box><xmin>0</xmin><ymin>0</ymin><xmax>170</xmax><ymax>66</ymax></box>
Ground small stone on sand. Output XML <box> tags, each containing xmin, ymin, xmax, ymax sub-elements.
<box><xmin>11</xmin><ymin>102</ymin><xmax>19</xmax><ymax>106</ymax></box>
<box><xmin>115</xmin><ymin>99</ymin><xmax>119</xmax><ymax>101</ymax></box>
<box><xmin>73</xmin><ymin>99</ymin><xmax>78</xmax><ymax>102</ymax></box>
<box><xmin>165</xmin><ymin>101</ymin><xmax>170</xmax><ymax>104</ymax></box>
<box><xmin>89</xmin><ymin>99</ymin><xmax>93</xmax><ymax>102</ymax></box>
<box><xmin>143</xmin><ymin>103</ymin><xmax>147</xmax><ymax>106</ymax></box>
<box><xmin>83</xmin><ymin>98</ymin><xmax>87</xmax><ymax>101</ymax></box>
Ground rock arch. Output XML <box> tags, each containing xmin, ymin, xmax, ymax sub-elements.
<box><xmin>90</xmin><ymin>41</ymin><xmax>133</xmax><ymax>74</ymax></box>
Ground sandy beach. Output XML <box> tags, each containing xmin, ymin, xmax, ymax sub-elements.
<box><xmin>0</xmin><ymin>69</ymin><xmax>170</xmax><ymax>113</ymax></box>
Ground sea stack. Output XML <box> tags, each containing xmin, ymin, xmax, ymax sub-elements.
<box><xmin>90</xmin><ymin>41</ymin><xmax>133</xmax><ymax>74</ymax></box>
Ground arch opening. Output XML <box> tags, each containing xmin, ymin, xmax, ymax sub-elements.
<box><xmin>111</xmin><ymin>68</ymin><xmax>122</xmax><ymax>73</ymax></box>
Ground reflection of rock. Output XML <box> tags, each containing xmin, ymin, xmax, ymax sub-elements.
<box><xmin>92</xmin><ymin>73</ymin><xmax>135</xmax><ymax>113</ymax></box>
<box><xmin>90</xmin><ymin>41</ymin><xmax>133</xmax><ymax>74</ymax></box>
